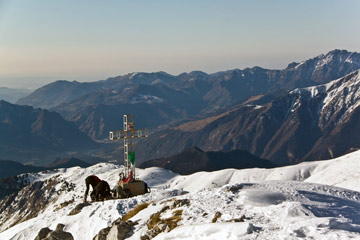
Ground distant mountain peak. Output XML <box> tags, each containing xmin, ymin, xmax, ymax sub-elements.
<box><xmin>140</xmin><ymin>147</ymin><xmax>276</xmax><ymax>174</ymax></box>
<box><xmin>0</xmin><ymin>102</ymin><xmax>97</xmax><ymax>164</ymax></box>
<box><xmin>327</xmin><ymin>48</ymin><xmax>350</xmax><ymax>55</ymax></box>
<box><xmin>287</xmin><ymin>49</ymin><xmax>360</xmax><ymax>70</ymax></box>
<box><xmin>286</xmin><ymin>62</ymin><xmax>299</xmax><ymax>69</ymax></box>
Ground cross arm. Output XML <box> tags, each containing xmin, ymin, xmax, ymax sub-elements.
<box><xmin>109</xmin><ymin>129</ymin><xmax>149</xmax><ymax>140</ymax></box>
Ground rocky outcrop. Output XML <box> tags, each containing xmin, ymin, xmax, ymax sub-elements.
<box><xmin>93</xmin><ymin>199</ymin><xmax>190</xmax><ymax>240</ymax></box>
<box><xmin>0</xmin><ymin>175</ymin><xmax>76</xmax><ymax>232</ymax></box>
<box><xmin>141</xmin><ymin>199</ymin><xmax>190</xmax><ymax>240</ymax></box>
<box><xmin>34</xmin><ymin>227</ymin><xmax>51</xmax><ymax>240</ymax></box>
<box><xmin>34</xmin><ymin>223</ymin><xmax>74</xmax><ymax>240</ymax></box>
<box><xmin>0</xmin><ymin>173</ymin><xmax>31</xmax><ymax>200</ymax></box>
<box><xmin>68</xmin><ymin>202</ymin><xmax>91</xmax><ymax>216</ymax></box>
<box><xmin>93</xmin><ymin>219</ymin><xmax>136</xmax><ymax>240</ymax></box>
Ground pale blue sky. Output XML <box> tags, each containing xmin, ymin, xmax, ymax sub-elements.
<box><xmin>0</xmin><ymin>0</ymin><xmax>359</xmax><ymax>88</ymax></box>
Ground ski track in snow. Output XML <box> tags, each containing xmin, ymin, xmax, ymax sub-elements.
<box><xmin>1</xmin><ymin>151</ymin><xmax>360</xmax><ymax>239</ymax></box>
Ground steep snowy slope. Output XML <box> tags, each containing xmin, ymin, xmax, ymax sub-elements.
<box><xmin>291</xmin><ymin>69</ymin><xmax>360</xmax><ymax>130</ymax></box>
<box><xmin>0</xmin><ymin>150</ymin><xmax>360</xmax><ymax>239</ymax></box>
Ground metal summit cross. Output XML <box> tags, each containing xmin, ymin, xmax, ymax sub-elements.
<box><xmin>109</xmin><ymin>114</ymin><xmax>148</xmax><ymax>178</ymax></box>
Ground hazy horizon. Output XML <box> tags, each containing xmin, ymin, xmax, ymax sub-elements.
<box><xmin>1</xmin><ymin>0</ymin><xmax>360</xmax><ymax>89</ymax></box>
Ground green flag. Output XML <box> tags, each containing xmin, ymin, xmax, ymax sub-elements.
<box><xmin>129</xmin><ymin>152</ymin><xmax>135</xmax><ymax>165</ymax></box>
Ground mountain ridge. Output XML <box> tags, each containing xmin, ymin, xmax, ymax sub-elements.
<box><xmin>5</xmin><ymin>49</ymin><xmax>360</xmax><ymax>168</ymax></box>
<box><xmin>0</xmin><ymin>87</ymin><xmax>31</xmax><ymax>104</ymax></box>
<box><xmin>139</xmin><ymin>146</ymin><xmax>277</xmax><ymax>174</ymax></box>
<box><xmin>135</xmin><ymin>69</ymin><xmax>360</xmax><ymax>166</ymax></box>
<box><xmin>0</xmin><ymin>160</ymin><xmax>45</xmax><ymax>179</ymax></box>
<box><xmin>20</xmin><ymin>49</ymin><xmax>360</xmax><ymax>141</ymax></box>
<box><xmin>0</xmin><ymin>100</ymin><xmax>98</xmax><ymax>165</ymax></box>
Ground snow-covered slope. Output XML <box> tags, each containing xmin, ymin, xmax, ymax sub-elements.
<box><xmin>1</xmin><ymin>150</ymin><xmax>360</xmax><ymax>239</ymax></box>
<box><xmin>291</xmin><ymin>69</ymin><xmax>360</xmax><ymax>129</ymax></box>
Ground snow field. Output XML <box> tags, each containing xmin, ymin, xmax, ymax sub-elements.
<box><xmin>0</xmin><ymin>150</ymin><xmax>360</xmax><ymax>239</ymax></box>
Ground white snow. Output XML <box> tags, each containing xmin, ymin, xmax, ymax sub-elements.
<box><xmin>130</xmin><ymin>94</ymin><xmax>164</xmax><ymax>104</ymax></box>
<box><xmin>129</xmin><ymin>72</ymin><xmax>139</xmax><ymax>79</ymax></box>
<box><xmin>253</xmin><ymin>105</ymin><xmax>263</xmax><ymax>110</ymax></box>
<box><xmin>321</xmin><ymin>70</ymin><xmax>360</xmax><ymax>125</ymax></box>
<box><xmin>315</xmin><ymin>54</ymin><xmax>332</xmax><ymax>70</ymax></box>
<box><xmin>151</xmin><ymin>79</ymin><xmax>163</xmax><ymax>85</ymax></box>
<box><xmin>154</xmin><ymin>223</ymin><xmax>253</xmax><ymax>240</ymax></box>
<box><xmin>290</xmin><ymin>70</ymin><xmax>360</xmax><ymax>128</ymax></box>
<box><xmin>294</xmin><ymin>61</ymin><xmax>305</xmax><ymax>69</ymax></box>
<box><xmin>244</xmin><ymin>104</ymin><xmax>263</xmax><ymax>110</ymax></box>
<box><xmin>1</xmin><ymin>150</ymin><xmax>360</xmax><ymax>239</ymax></box>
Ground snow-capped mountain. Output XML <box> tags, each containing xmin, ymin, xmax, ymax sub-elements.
<box><xmin>136</xmin><ymin>69</ymin><xmax>360</xmax><ymax>166</ymax></box>
<box><xmin>1</xmin><ymin>150</ymin><xmax>360</xmax><ymax>239</ymax></box>
<box><xmin>291</xmin><ymin>69</ymin><xmax>360</xmax><ymax>130</ymax></box>
<box><xmin>14</xmin><ymin>50</ymin><xmax>360</xmax><ymax>142</ymax></box>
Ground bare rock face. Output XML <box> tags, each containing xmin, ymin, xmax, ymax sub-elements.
<box><xmin>34</xmin><ymin>224</ymin><xmax>74</xmax><ymax>240</ymax></box>
<box><xmin>106</xmin><ymin>221</ymin><xmax>134</xmax><ymax>240</ymax></box>
<box><xmin>93</xmin><ymin>227</ymin><xmax>111</xmax><ymax>240</ymax></box>
<box><xmin>93</xmin><ymin>219</ymin><xmax>136</xmax><ymax>240</ymax></box>
<box><xmin>0</xmin><ymin>177</ymin><xmax>58</xmax><ymax>232</ymax></box>
<box><xmin>34</xmin><ymin>227</ymin><xmax>51</xmax><ymax>240</ymax></box>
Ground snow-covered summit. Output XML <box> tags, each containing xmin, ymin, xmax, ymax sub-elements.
<box><xmin>291</xmin><ymin>49</ymin><xmax>360</xmax><ymax>71</ymax></box>
<box><xmin>1</xmin><ymin>150</ymin><xmax>360</xmax><ymax>239</ymax></box>
<box><xmin>289</xmin><ymin>69</ymin><xmax>360</xmax><ymax>129</ymax></box>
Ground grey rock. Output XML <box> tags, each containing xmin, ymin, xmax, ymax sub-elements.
<box><xmin>93</xmin><ymin>220</ymin><xmax>136</xmax><ymax>240</ymax></box>
<box><xmin>46</xmin><ymin>230</ymin><xmax>74</xmax><ymax>240</ymax></box>
<box><xmin>68</xmin><ymin>202</ymin><xmax>91</xmax><ymax>216</ymax></box>
<box><xmin>34</xmin><ymin>224</ymin><xmax>74</xmax><ymax>240</ymax></box>
<box><xmin>34</xmin><ymin>227</ymin><xmax>51</xmax><ymax>240</ymax></box>
<box><xmin>92</xmin><ymin>227</ymin><xmax>111</xmax><ymax>240</ymax></box>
